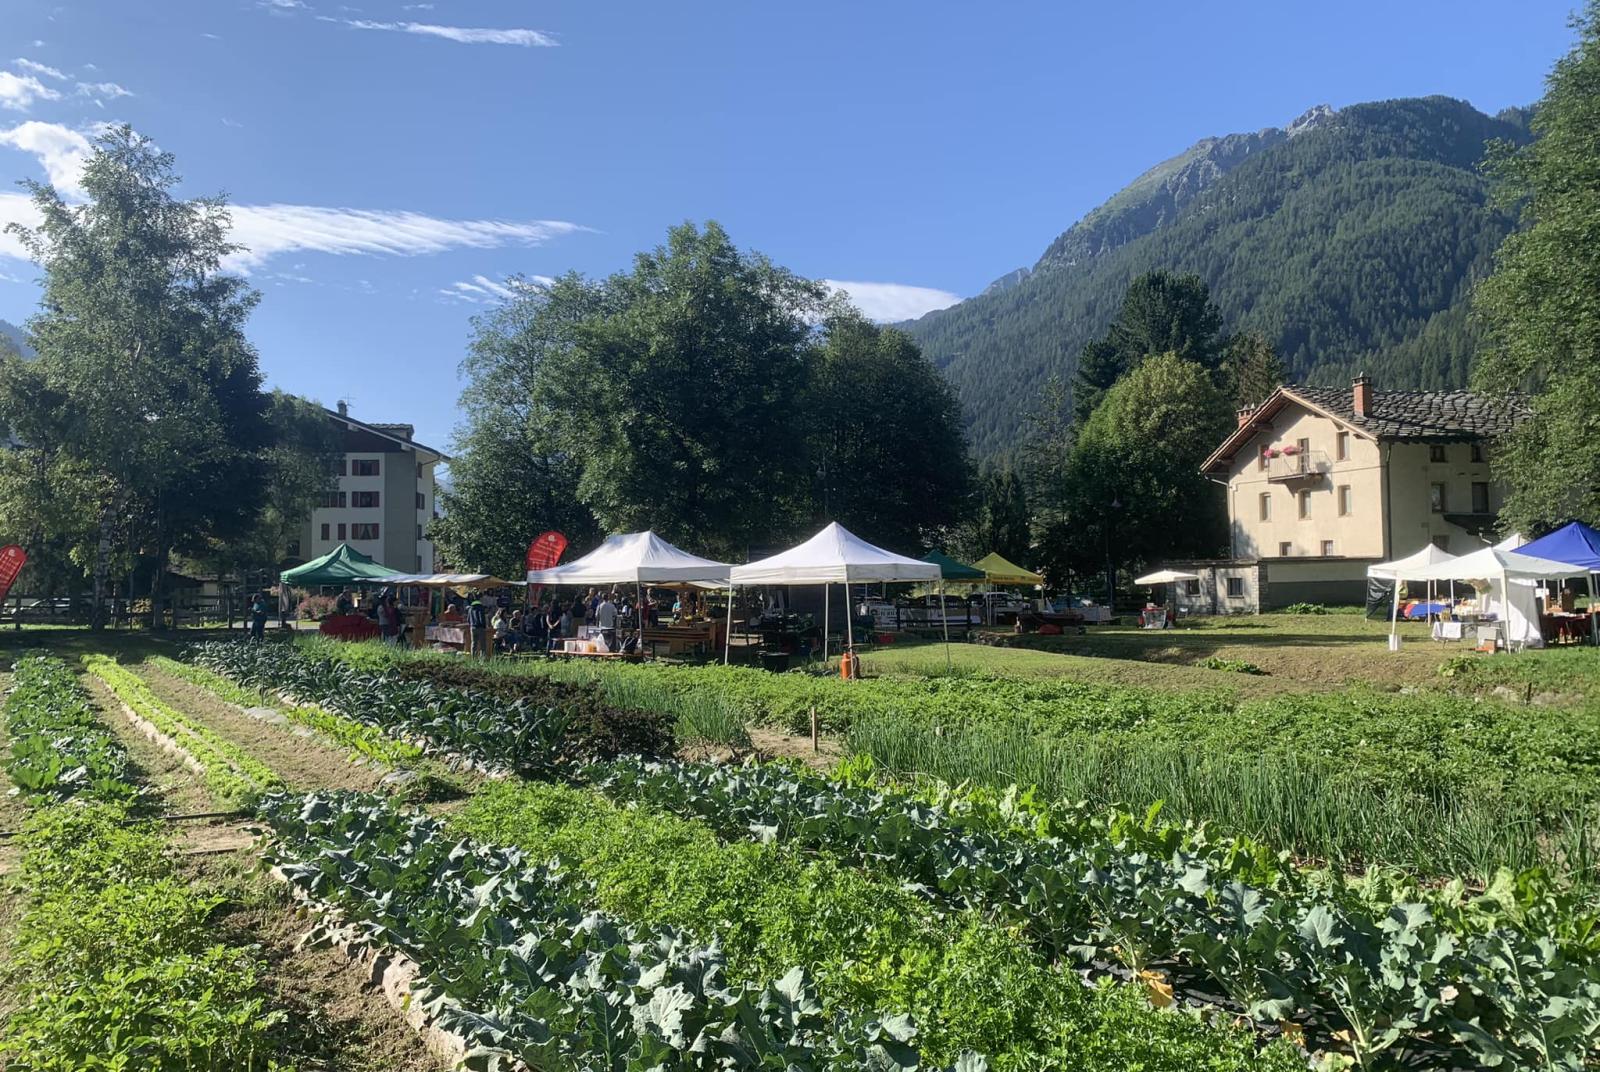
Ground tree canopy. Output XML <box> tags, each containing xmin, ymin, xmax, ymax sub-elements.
<box><xmin>1072</xmin><ymin>270</ymin><xmax>1224</xmax><ymax>423</ymax></box>
<box><xmin>1473</xmin><ymin>1</ymin><xmax>1600</xmax><ymax>533</ymax></box>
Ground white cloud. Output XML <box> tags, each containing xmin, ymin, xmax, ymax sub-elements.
<box><xmin>13</xmin><ymin>59</ymin><xmax>65</xmax><ymax>80</ymax></box>
<box><xmin>822</xmin><ymin>280</ymin><xmax>962</xmax><ymax>322</ymax></box>
<box><xmin>402</xmin><ymin>2</ymin><xmax>435</xmax><ymax>8</ymax></box>
<box><xmin>0</xmin><ymin>71</ymin><xmax>61</xmax><ymax>112</ymax></box>
<box><xmin>0</xmin><ymin>121</ymin><xmax>93</xmax><ymax>195</ymax></box>
<box><xmin>223</xmin><ymin>206</ymin><xmax>582</xmax><ymax>271</ymax></box>
<box><xmin>76</xmin><ymin>81</ymin><xmax>132</xmax><ymax>105</ymax></box>
<box><xmin>331</xmin><ymin>18</ymin><xmax>556</xmax><ymax>46</ymax></box>
<box><xmin>439</xmin><ymin>273</ymin><xmax>551</xmax><ymax>304</ymax></box>
<box><xmin>0</xmin><ymin>191</ymin><xmax>39</xmax><ymax>260</ymax></box>
<box><xmin>221</xmin><ymin>117</ymin><xmax>244</xmax><ymax>128</ymax></box>
<box><xmin>258</xmin><ymin>0</ymin><xmax>307</xmax><ymax>10</ymax></box>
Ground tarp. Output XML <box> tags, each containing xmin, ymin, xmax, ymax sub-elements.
<box><xmin>1134</xmin><ymin>569</ymin><xmax>1200</xmax><ymax>585</ymax></box>
<box><xmin>972</xmin><ymin>552</ymin><xmax>1044</xmax><ymax>586</ymax></box>
<box><xmin>1367</xmin><ymin>543</ymin><xmax>1457</xmax><ymax>581</ymax></box>
<box><xmin>280</xmin><ymin>543</ymin><xmax>396</xmax><ymax>586</ymax></box>
<box><xmin>922</xmin><ymin>550</ymin><xmax>985</xmax><ymax>581</ymax></box>
<box><xmin>526</xmin><ymin>530</ymin><xmax>731</xmax><ymax>585</ymax></box>
<box><xmin>730</xmin><ymin>522</ymin><xmax>939</xmax><ymax>585</ymax></box>
<box><xmin>1412</xmin><ymin>546</ymin><xmax>1585</xmax><ymax>583</ymax></box>
<box><xmin>1515</xmin><ymin>522</ymin><xmax>1600</xmax><ymax>572</ymax></box>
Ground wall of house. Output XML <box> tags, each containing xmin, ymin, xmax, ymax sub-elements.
<box><xmin>1383</xmin><ymin>441</ymin><xmax>1501</xmax><ymax>558</ymax></box>
<box><xmin>298</xmin><ymin>425</ymin><xmax>438</xmax><ymax>574</ymax></box>
<box><xmin>1164</xmin><ymin>560</ymin><xmax>1262</xmax><ymax>615</ymax></box>
<box><xmin>1259</xmin><ymin>557</ymin><xmax>1372</xmax><ymax>609</ymax></box>
<box><xmin>1225</xmin><ymin>407</ymin><xmax>1386</xmax><ymax>562</ymax></box>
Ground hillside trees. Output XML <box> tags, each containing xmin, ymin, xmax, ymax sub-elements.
<box><xmin>1473</xmin><ymin>0</ymin><xmax>1600</xmax><ymax>532</ymax></box>
<box><xmin>1072</xmin><ymin>270</ymin><xmax>1224</xmax><ymax>423</ymax></box>
<box><xmin>444</xmin><ymin>223</ymin><xmax>973</xmax><ymax>564</ymax></box>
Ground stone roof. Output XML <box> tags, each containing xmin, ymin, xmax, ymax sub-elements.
<box><xmin>1286</xmin><ymin>386</ymin><xmax>1528</xmax><ymax>440</ymax></box>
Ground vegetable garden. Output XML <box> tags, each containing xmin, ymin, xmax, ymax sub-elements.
<box><xmin>4</xmin><ymin>634</ymin><xmax>1600</xmax><ymax>1071</ymax></box>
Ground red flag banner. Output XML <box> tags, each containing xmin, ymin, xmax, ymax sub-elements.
<box><xmin>0</xmin><ymin>544</ymin><xmax>27</xmax><ymax>605</ymax></box>
<box><xmin>525</xmin><ymin>531</ymin><xmax>568</xmax><ymax>573</ymax></box>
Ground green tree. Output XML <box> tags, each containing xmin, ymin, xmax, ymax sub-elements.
<box><xmin>1473</xmin><ymin>2</ymin><xmax>1600</xmax><ymax>533</ymax></box>
<box><xmin>0</xmin><ymin>126</ymin><xmax>270</xmax><ymax>627</ymax></box>
<box><xmin>960</xmin><ymin>465</ymin><xmax>1031</xmax><ymax>565</ymax></box>
<box><xmin>806</xmin><ymin>314</ymin><xmax>972</xmax><ymax>551</ymax></box>
<box><xmin>1046</xmin><ymin>354</ymin><xmax>1231</xmax><ymax>588</ymax></box>
<box><xmin>1220</xmin><ymin>331</ymin><xmax>1287</xmax><ymax>408</ymax></box>
<box><xmin>1071</xmin><ymin>270</ymin><xmax>1225</xmax><ymax>423</ymax></box>
<box><xmin>535</xmin><ymin>222</ymin><xmax>833</xmax><ymax>558</ymax></box>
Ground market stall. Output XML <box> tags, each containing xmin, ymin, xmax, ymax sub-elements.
<box><xmin>526</xmin><ymin>530</ymin><xmax>731</xmax><ymax>658</ymax></box>
<box><xmin>1410</xmin><ymin>545</ymin><xmax>1584</xmax><ymax>651</ymax></box>
<box><xmin>1513</xmin><ymin>521</ymin><xmax>1600</xmax><ymax>644</ymax></box>
<box><xmin>1367</xmin><ymin>544</ymin><xmax>1457</xmax><ymax>644</ymax></box>
<box><xmin>727</xmin><ymin>522</ymin><xmax>943</xmax><ymax>670</ymax></box>
<box><xmin>279</xmin><ymin>543</ymin><xmax>399</xmax><ymax>639</ymax></box>
<box><xmin>1133</xmin><ymin>569</ymin><xmax>1199</xmax><ymax>628</ymax></box>
<box><xmin>371</xmin><ymin>572</ymin><xmax>523</xmax><ymax>649</ymax></box>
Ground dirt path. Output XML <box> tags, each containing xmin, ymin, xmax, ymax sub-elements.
<box><xmin>746</xmin><ymin>724</ymin><xmax>845</xmax><ymax>771</ymax></box>
<box><xmin>82</xmin><ymin>670</ymin><xmax>222</xmax><ymax>818</ymax></box>
<box><xmin>134</xmin><ymin>661</ymin><xmax>390</xmax><ymax>795</ymax></box>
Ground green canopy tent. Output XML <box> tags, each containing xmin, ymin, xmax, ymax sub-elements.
<box><xmin>922</xmin><ymin>550</ymin><xmax>986</xmax><ymax>581</ymax></box>
<box><xmin>279</xmin><ymin>543</ymin><xmax>397</xmax><ymax>588</ymax></box>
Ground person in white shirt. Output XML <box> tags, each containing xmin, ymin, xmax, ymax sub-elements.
<box><xmin>596</xmin><ymin>594</ymin><xmax>618</xmax><ymax>651</ymax></box>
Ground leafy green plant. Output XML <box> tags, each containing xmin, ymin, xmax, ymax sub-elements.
<box><xmin>3</xmin><ymin>654</ymin><xmax>142</xmax><ymax>804</ymax></box>
<box><xmin>1282</xmin><ymin>603</ymin><xmax>1330</xmax><ymax>615</ymax></box>
<box><xmin>1199</xmin><ymin>655</ymin><xmax>1268</xmax><ymax>675</ymax></box>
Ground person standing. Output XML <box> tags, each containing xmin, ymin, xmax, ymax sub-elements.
<box><xmin>467</xmin><ymin>594</ymin><xmax>489</xmax><ymax>658</ymax></box>
<box><xmin>335</xmin><ymin>588</ymin><xmax>353</xmax><ymax>616</ymax></box>
<box><xmin>596</xmin><ymin>591</ymin><xmax>618</xmax><ymax>652</ymax></box>
<box><xmin>248</xmin><ymin>591</ymin><xmax>269</xmax><ymax>641</ymax></box>
<box><xmin>377</xmin><ymin>595</ymin><xmax>398</xmax><ymax>644</ymax></box>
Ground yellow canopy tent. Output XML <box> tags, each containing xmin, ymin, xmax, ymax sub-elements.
<box><xmin>973</xmin><ymin>552</ymin><xmax>1044</xmax><ymax>587</ymax></box>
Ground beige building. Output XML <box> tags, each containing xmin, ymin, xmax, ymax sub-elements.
<box><xmin>1191</xmin><ymin>377</ymin><xmax>1526</xmax><ymax>612</ymax></box>
<box><xmin>293</xmin><ymin>402</ymin><xmax>448</xmax><ymax>575</ymax></box>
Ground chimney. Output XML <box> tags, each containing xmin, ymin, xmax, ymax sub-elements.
<box><xmin>1352</xmin><ymin>375</ymin><xmax>1372</xmax><ymax>418</ymax></box>
<box><xmin>336</xmin><ymin>399</ymin><xmax>349</xmax><ymax>418</ymax></box>
<box><xmin>1236</xmin><ymin>405</ymin><xmax>1256</xmax><ymax>428</ymax></box>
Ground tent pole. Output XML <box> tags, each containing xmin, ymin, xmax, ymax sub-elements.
<box><xmin>1390</xmin><ymin>574</ymin><xmax>1401</xmax><ymax>644</ymax></box>
<box><xmin>940</xmin><ymin>579</ymin><xmax>951</xmax><ymax>670</ymax></box>
<box><xmin>845</xmin><ymin>580</ymin><xmax>855</xmax><ymax>663</ymax></box>
<box><xmin>823</xmin><ymin>583</ymin><xmax>830</xmax><ymax>668</ymax></box>
<box><xmin>724</xmin><ymin>584</ymin><xmax>735</xmax><ymax>666</ymax></box>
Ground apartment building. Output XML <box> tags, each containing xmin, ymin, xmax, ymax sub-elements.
<box><xmin>1188</xmin><ymin>377</ymin><xmax>1526</xmax><ymax>611</ymax></box>
<box><xmin>296</xmin><ymin>401</ymin><xmax>447</xmax><ymax>574</ymax></box>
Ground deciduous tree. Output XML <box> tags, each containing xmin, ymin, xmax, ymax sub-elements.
<box><xmin>1072</xmin><ymin>270</ymin><xmax>1224</xmax><ymax>423</ymax></box>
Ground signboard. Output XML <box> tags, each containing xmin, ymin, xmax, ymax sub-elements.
<box><xmin>0</xmin><ymin>544</ymin><xmax>26</xmax><ymax>605</ymax></box>
<box><xmin>524</xmin><ymin>531</ymin><xmax>568</xmax><ymax>573</ymax></box>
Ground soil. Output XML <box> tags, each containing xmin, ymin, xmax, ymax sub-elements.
<box><xmin>135</xmin><ymin>662</ymin><xmax>389</xmax><ymax>794</ymax></box>
<box><xmin>82</xmin><ymin>669</ymin><xmax>219</xmax><ymax>815</ymax></box>
<box><xmin>746</xmin><ymin>724</ymin><xmax>844</xmax><ymax>772</ymax></box>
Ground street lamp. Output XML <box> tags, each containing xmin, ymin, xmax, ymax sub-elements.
<box><xmin>1104</xmin><ymin>496</ymin><xmax>1122</xmax><ymax>611</ymax></box>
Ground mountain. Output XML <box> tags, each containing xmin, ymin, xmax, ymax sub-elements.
<box><xmin>0</xmin><ymin>319</ymin><xmax>32</xmax><ymax>360</ymax></box>
<box><xmin>901</xmin><ymin>96</ymin><xmax>1532</xmax><ymax>459</ymax></box>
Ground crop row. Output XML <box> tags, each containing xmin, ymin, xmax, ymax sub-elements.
<box><xmin>3</xmin><ymin>653</ymin><xmax>140</xmax><ymax>803</ymax></box>
<box><xmin>452</xmin><ymin>778</ymin><xmax>1300</xmax><ymax>1071</ymax></box>
<box><xmin>149</xmin><ymin>654</ymin><xmax>425</xmax><ymax>768</ymax></box>
<box><xmin>84</xmin><ymin>654</ymin><xmax>282</xmax><ymax>804</ymax></box>
<box><xmin>586</xmin><ymin>757</ymin><xmax>1600</xmax><ymax>1070</ymax></box>
<box><xmin>262</xmin><ymin>789</ymin><xmax>980</xmax><ymax>1072</ymax></box>
<box><xmin>188</xmin><ymin>640</ymin><xmax>575</xmax><ymax>775</ymax></box>
<box><xmin>0</xmin><ymin>655</ymin><xmax>286</xmax><ymax>1070</ymax></box>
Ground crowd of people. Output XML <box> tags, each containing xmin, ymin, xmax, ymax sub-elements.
<box><xmin>433</xmin><ymin>586</ymin><xmax>652</xmax><ymax>657</ymax></box>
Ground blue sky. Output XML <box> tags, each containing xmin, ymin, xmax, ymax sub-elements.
<box><xmin>0</xmin><ymin>1</ymin><xmax>1579</xmax><ymax>457</ymax></box>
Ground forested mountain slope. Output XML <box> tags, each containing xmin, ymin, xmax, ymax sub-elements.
<box><xmin>902</xmin><ymin>97</ymin><xmax>1531</xmax><ymax>458</ymax></box>
<box><xmin>0</xmin><ymin>319</ymin><xmax>31</xmax><ymax>359</ymax></box>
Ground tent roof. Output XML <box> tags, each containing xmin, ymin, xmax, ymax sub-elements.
<box><xmin>1411</xmin><ymin>545</ymin><xmax>1585</xmax><ymax>583</ymax></box>
<box><xmin>1135</xmin><ymin>569</ymin><xmax>1200</xmax><ymax>585</ymax></box>
<box><xmin>922</xmin><ymin>550</ymin><xmax>986</xmax><ymax>581</ymax></box>
<box><xmin>1515</xmin><ymin>522</ymin><xmax>1600</xmax><ymax>572</ymax></box>
<box><xmin>280</xmin><ymin>543</ymin><xmax>396</xmax><ymax>586</ymax></box>
<box><xmin>526</xmin><ymin>530</ymin><xmax>731</xmax><ymax>585</ymax></box>
<box><xmin>730</xmin><ymin>522</ymin><xmax>939</xmax><ymax>585</ymax></box>
<box><xmin>972</xmin><ymin>551</ymin><xmax>1044</xmax><ymax>586</ymax></box>
<box><xmin>1494</xmin><ymin>532</ymin><xmax>1526</xmax><ymax>550</ymax></box>
<box><xmin>376</xmin><ymin>573</ymin><xmax>521</xmax><ymax>588</ymax></box>
<box><xmin>1367</xmin><ymin>543</ymin><xmax>1457</xmax><ymax>581</ymax></box>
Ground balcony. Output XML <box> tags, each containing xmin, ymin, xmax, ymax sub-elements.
<box><xmin>1264</xmin><ymin>449</ymin><xmax>1331</xmax><ymax>484</ymax></box>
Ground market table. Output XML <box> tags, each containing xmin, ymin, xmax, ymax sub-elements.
<box><xmin>1541</xmin><ymin>612</ymin><xmax>1595</xmax><ymax>645</ymax></box>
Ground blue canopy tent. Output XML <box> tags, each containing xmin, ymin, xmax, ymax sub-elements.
<box><xmin>1515</xmin><ymin>522</ymin><xmax>1600</xmax><ymax>643</ymax></box>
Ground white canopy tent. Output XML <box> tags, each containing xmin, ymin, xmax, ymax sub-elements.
<box><xmin>375</xmin><ymin>572</ymin><xmax>523</xmax><ymax>588</ymax></box>
<box><xmin>726</xmin><ymin>522</ymin><xmax>944</xmax><ymax>668</ymax></box>
<box><xmin>1366</xmin><ymin>544</ymin><xmax>1457</xmax><ymax>642</ymax></box>
<box><xmin>525</xmin><ymin>530</ymin><xmax>731</xmax><ymax>586</ymax></box>
<box><xmin>1410</xmin><ymin>546</ymin><xmax>1585</xmax><ymax>649</ymax></box>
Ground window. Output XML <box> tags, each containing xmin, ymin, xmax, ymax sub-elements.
<box><xmin>336</xmin><ymin>458</ymin><xmax>347</xmax><ymax>476</ymax></box>
<box><xmin>1432</xmin><ymin>535</ymin><xmax>1450</xmax><ymax>552</ymax></box>
<box><xmin>1184</xmin><ymin>579</ymin><xmax>1201</xmax><ymax>596</ymax></box>
<box><xmin>319</xmin><ymin>490</ymin><xmax>346</xmax><ymax>509</ymax></box>
<box><xmin>1429</xmin><ymin>444</ymin><xmax>1447</xmax><ymax>463</ymax></box>
<box><xmin>1471</xmin><ymin>481</ymin><xmax>1490</xmax><ymax>514</ymax></box>
<box><xmin>416</xmin><ymin>491</ymin><xmax>425</xmax><ymax>510</ymax></box>
<box><xmin>1258</xmin><ymin>447</ymin><xmax>1269</xmax><ymax>471</ymax></box>
<box><xmin>1226</xmin><ymin>577</ymin><xmax>1244</xmax><ymax>598</ymax></box>
<box><xmin>416</xmin><ymin>523</ymin><xmax>423</xmax><ymax>541</ymax></box>
<box><xmin>1338</xmin><ymin>484</ymin><xmax>1352</xmax><ymax>516</ymax></box>
<box><xmin>1336</xmin><ymin>431</ymin><xmax>1349</xmax><ymax>461</ymax></box>
<box><xmin>352</xmin><ymin>459</ymin><xmax>380</xmax><ymax>476</ymax></box>
<box><xmin>1471</xmin><ymin>443</ymin><xmax>1486</xmax><ymax>463</ymax></box>
<box><xmin>1258</xmin><ymin>493</ymin><xmax>1271</xmax><ymax>521</ymax></box>
<box><xmin>1298</xmin><ymin>489</ymin><xmax>1311</xmax><ymax>519</ymax></box>
<box><xmin>351</xmin><ymin>523</ymin><xmax>380</xmax><ymax>540</ymax></box>
<box><xmin>352</xmin><ymin>491</ymin><xmax>380</xmax><ymax>508</ymax></box>
<box><xmin>319</xmin><ymin>523</ymin><xmax>329</xmax><ymax>541</ymax></box>
<box><xmin>1430</xmin><ymin>482</ymin><xmax>1447</xmax><ymax>513</ymax></box>
<box><xmin>336</xmin><ymin>523</ymin><xmax>347</xmax><ymax>541</ymax></box>
<box><xmin>1296</xmin><ymin>437</ymin><xmax>1310</xmax><ymax>473</ymax></box>
<box><xmin>1321</xmin><ymin>540</ymin><xmax>1335</xmax><ymax>557</ymax></box>
<box><xmin>1279</xmin><ymin>541</ymin><xmax>1293</xmax><ymax>557</ymax></box>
